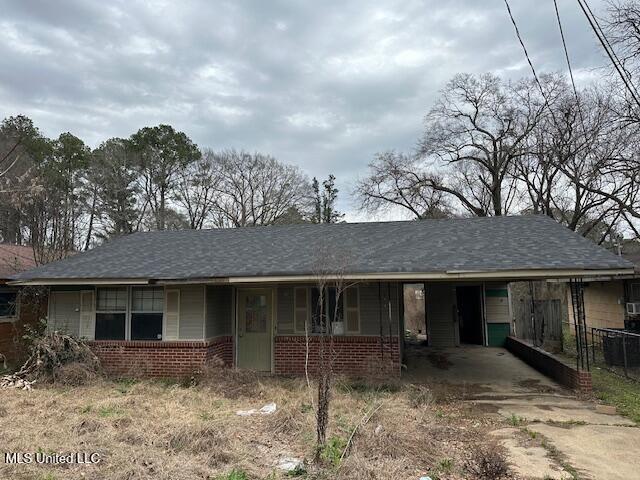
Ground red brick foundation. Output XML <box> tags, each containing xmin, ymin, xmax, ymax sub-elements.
<box><xmin>274</xmin><ymin>335</ymin><xmax>401</xmax><ymax>376</ymax></box>
<box><xmin>506</xmin><ymin>336</ymin><xmax>592</xmax><ymax>392</ymax></box>
<box><xmin>88</xmin><ymin>336</ymin><xmax>233</xmax><ymax>377</ymax></box>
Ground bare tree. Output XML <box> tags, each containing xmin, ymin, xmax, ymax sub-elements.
<box><xmin>174</xmin><ymin>149</ymin><xmax>220</xmax><ymax>229</ymax></box>
<box><xmin>210</xmin><ymin>150</ymin><xmax>311</xmax><ymax>227</ymax></box>
<box><xmin>355</xmin><ymin>151</ymin><xmax>452</xmax><ymax>219</ymax></box>
<box><xmin>417</xmin><ymin>73</ymin><xmax>557</xmax><ymax>216</ymax></box>
<box><xmin>306</xmin><ymin>248</ymin><xmax>350</xmax><ymax>458</ymax></box>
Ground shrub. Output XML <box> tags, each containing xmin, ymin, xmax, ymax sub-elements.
<box><xmin>464</xmin><ymin>446</ymin><xmax>510</xmax><ymax>480</ymax></box>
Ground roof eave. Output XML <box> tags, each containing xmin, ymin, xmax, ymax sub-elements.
<box><xmin>9</xmin><ymin>267</ymin><xmax>635</xmax><ymax>286</ymax></box>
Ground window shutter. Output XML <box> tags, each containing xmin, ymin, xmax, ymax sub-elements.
<box><xmin>79</xmin><ymin>290</ymin><xmax>95</xmax><ymax>340</ymax></box>
<box><xmin>164</xmin><ymin>289</ymin><xmax>180</xmax><ymax>340</ymax></box>
<box><xmin>294</xmin><ymin>287</ymin><xmax>308</xmax><ymax>333</ymax></box>
<box><xmin>345</xmin><ymin>287</ymin><xmax>360</xmax><ymax>334</ymax></box>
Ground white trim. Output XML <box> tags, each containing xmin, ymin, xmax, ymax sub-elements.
<box><xmin>11</xmin><ymin>267</ymin><xmax>635</xmax><ymax>287</ymax></box>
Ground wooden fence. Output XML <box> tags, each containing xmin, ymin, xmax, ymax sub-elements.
<box><xmin>512</xmin><ymin>299</ymin><xmax>562</xmax><ymax>345</ymax></box>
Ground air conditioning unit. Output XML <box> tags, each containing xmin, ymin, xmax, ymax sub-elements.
<box><xmin>626</xmin><ymin>303</ymin><xmax>640</xmax><ymax>315</ymax></box>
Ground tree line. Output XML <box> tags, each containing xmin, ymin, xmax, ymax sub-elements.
<box><xmin>0</xmin><ymin>118</ymin><xmax>342</xmax><ymax>263</ymax></box>
<box><xmin>356</xmin><ymin>72</ymin><xmax>640</xmax><ymax>244</ymax></box>
<box><xmin>357</xmin><ymin>2</ymin><xmax>640</xmax><ymax>245</ymax></box>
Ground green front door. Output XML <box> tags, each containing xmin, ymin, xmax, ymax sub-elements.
<box><xmin>237</xmin><ymin>289</ymin><xmax>273</xmax><ymax>371</ymax></box>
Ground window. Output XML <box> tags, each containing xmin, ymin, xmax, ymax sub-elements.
<box><xmin>632</xmin><ymin>283</ymin><xmax>640</xmax><ymax>302</ymax></box>
<box><xmin>131</xmin><ymin>287</ymin><xmax>164</xmax><ymax>340</ymax></box>
<box><xmin>95</xmin><ymin>288</ymin><xmax>126</xmax><ymax>340</ymax></box>
<box><xmin>0</xmin><ymin>290</ymin><xmax>17</xmax><ymax>318</ymax></box>
<box><xmin>311</xmin><ymin>287</ymin><xmax>344</xmax><ymax>334</ymax></box>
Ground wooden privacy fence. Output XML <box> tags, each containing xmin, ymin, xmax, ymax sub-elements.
<box><xmin>512</xmin><ymin>299</ymin><xmax>562</xmax><ymax>345</ymax></box>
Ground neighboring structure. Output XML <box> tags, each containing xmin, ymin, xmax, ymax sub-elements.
<box><xmin>566</xmin><ymin>240</ymin><xmax>640</xmax><ymax>331</ymax></box>
<box><xmin>10</xmin><ymin>216</ymin><xmax>634</xmax><ymax>377</ymax></box>
<box><xmin>0</xmin><ymin>244</ymin><xmax>45</xmax><ymax>367</ymax></box>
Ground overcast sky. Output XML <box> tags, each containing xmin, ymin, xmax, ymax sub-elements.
<box><xmin>0</xmin><ymin>0</ymin><xmax>612</xmax><ymax>219</ymax></box>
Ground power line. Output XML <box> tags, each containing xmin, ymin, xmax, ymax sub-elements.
<box><xmin>503</xmin><ymin>0</ymin><xmax>559</xmax><ymax>126</ymax></box>
<box><xmin>553</xmin><ymin>0</ymin><xmax>588</xmax><ymax>136</ymax></box>
<box><xmin>576</xmin><ymin>0</ymin><xmax>640</xmax><ymax>110</ymax></box>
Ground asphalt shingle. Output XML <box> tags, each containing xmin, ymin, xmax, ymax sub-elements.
<box><xmin>11</xmin><ymin>216</ymin><xmax>634</xmax><ymax>281</ymax></box>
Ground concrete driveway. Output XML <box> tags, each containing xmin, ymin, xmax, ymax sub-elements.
<box><xmin>404</xmin><ymin>344</ymin><xmax>640</xmax><ymax>480</ymax></box>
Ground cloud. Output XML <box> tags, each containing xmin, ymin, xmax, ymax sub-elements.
<box><xmin>0</xmin><ymin>0</ymin><xmax>611</xmax><ymax>219</ymax></box>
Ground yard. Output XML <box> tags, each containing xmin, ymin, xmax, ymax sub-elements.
<box><xmin>1</xmin><ymin>369</ymin><xmax>509</xmax><ymax>480</ymax></box>
<box><xmin>3</xmin><ymin>345</ymin><xmax>640</xmax><ymax>480</ymax></box>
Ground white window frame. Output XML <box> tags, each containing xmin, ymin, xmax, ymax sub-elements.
<box><xmin>95</xmin><ymin>287</ymin><xmax>128</xmax><ymax>340</ymax></box>
<box><xmin>130</xmin><ymin>286</ymin><xmax>165</xmax><ymax>341</ymax></box>
<box><xmin>95</xmin><ymin>286</ymin><xmax>168</xmax><ymax>341</ymax></box>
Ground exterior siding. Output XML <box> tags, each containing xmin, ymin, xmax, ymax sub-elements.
<box><xmin>568</xmin><ymin>281</ymin><xmax>625</xmax><ymax>330</ymax></box>
<box><xmin>359</xmin><ymin>282</ymin><xmax>400</xmax><ymax>335</ymax></box>
<box><xmin>427</xmin><ymin>283</ymin><xmax>457</xmax><ymax>347</ymax></box>
<box><xmin>178</xmin><ymin>285</ymin><xmax>206</xmax><ymax>340</ymax></box>
<box><xmin>49</xmin><ymin>290</ymin><xmax>81</xmax><ymax>336</ymax></box>
<box><xmin>205</xmin><ymin>285</ymin><xmax>233</xmax><ymax>338</ymax></box>
<box><xmin>484</xmin><ymin>283</ymin><xmax>510</xmax><ymax>323</ymax></box>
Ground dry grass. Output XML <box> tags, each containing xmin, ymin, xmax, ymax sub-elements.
<box><xmin>0</xmin><ymin>368</ymin><xmax>510</xmax><ymax>480</ymax></box>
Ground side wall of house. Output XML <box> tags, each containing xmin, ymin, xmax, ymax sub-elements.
<box><xmin>426</xmin><ymin>283</ymin><xmax>458</xmax><ymax>347</ymax></box>
<box><xmin>567</xmin><ymin>280</ymin><xmax>625</xmax><ymax>330</ymax></box>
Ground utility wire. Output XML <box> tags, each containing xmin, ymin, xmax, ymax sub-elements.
<box><xmin>576</xmin><ymin>0</ymin><xmax>640</xmax><ymax>110</ymax></box>
<box><xmin>553</xmin><ymin>0</ymin><xmax>588</xmax><ymax>136</ymax></box>
<box><xmin>503</xmin><ymin>0</ymin><xmax>559</xmax><ymax>126</ymax></box>
<box><xmin>582</xmin><ymin>0</ymin><xmax>636</xmax><ymax>86</ymax></box>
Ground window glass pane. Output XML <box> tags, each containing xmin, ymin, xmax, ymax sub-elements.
<box><xmin>95</xmin><ymin>313</ymin><xmax>125</xmax><ymax>340</ymax></box>
<box><xmin>295</xmin><ymin>288</ymin><xmax>307</xmax><ymax>308</ymax></box>
<box><xmin>97</xmin><ymin>288</ymin><xmax>127</xmax><ymax>311</ymax></box>
<box><xmin>132</xmin><ymin>287</ymin><xmax>164</xmax><ymax>312</ymax></box>
<box><xmin>632</xmin><ymin>284</ymin><xmax>640</xmax><ymax>302</ymax></box>
<box><xmin>131</xmin><ymin>313</ymin><xmax>163</xmax><ymax>340</ymax></box>
<box><xmin>0</xmin><ymin>291</ymin><xmax>17</xmax><ymax>317</ymax></box>
<box><xmin>245</xmin><ymin>294</ymin><xmax>268</xmax><ymax>333</ymax></box>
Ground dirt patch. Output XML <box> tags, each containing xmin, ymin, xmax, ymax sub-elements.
<box><xmin>427</xmin><ymin>352</ymin><xmax>453</xmax><ymax>370</ymax></box>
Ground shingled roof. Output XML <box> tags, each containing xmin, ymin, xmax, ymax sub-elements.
<box><xmin>10</xmin><ymin>216</ymin><xmax>634</xmax><ymax>283</ymax></box>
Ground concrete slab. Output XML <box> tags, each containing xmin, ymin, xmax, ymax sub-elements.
<box><xmin>487</xmin><ymin>398</ymin><xmax>636</xmax><ymax>426</ymax></box>
<box><xmin>404</xmin><ymin>344</ymin><xmax>560</xmax><ymax>394</ymax></box>
<box><xmin>491</xmin><ymin>428</ymin><xmax>572</xmax><ymax>480</ymax></box>
<box><xmin>530</xmin><ymin>423</ymin><xmax>640</xmax><ymax>480</ymax></box>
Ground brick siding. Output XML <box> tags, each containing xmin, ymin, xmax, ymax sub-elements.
<box><xmin>274</xmin><ymin>335</ymin><xmax>401</xmax><ymax>376</ymax></box>
<box><xmin>506</xmin><ymin>336</ymin><xmax>592</xmax><ymax>392</ymax></box>
<box><xmin>88</xmin><ymin>336</ymin><xmax>233</xmax><ymax>377</ymax></box>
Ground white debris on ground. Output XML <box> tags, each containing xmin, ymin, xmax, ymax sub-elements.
<box><xmin>236</xmin><ymin>402</ymin><xmax>277</xmax><ymax>416</ymax></box>
<box><xmin>275</xmin><ymin>457</ymin><xmax>304</xmax><ymax>472</ymax></box>
<box><xmin>0</xmin><ymin>375</ymin><xmax>35</xmax><ymax>391</ymax></box>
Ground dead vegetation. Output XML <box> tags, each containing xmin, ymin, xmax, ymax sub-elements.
<box><xmin>0</xmin><ymin>364</ymin><xmax>514</xmax><ymax>479</ymax></box>
<box><xmin>1</xmin><ymin>331</ymin><xmax>100</xmax><ymax>389</ymax></box>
